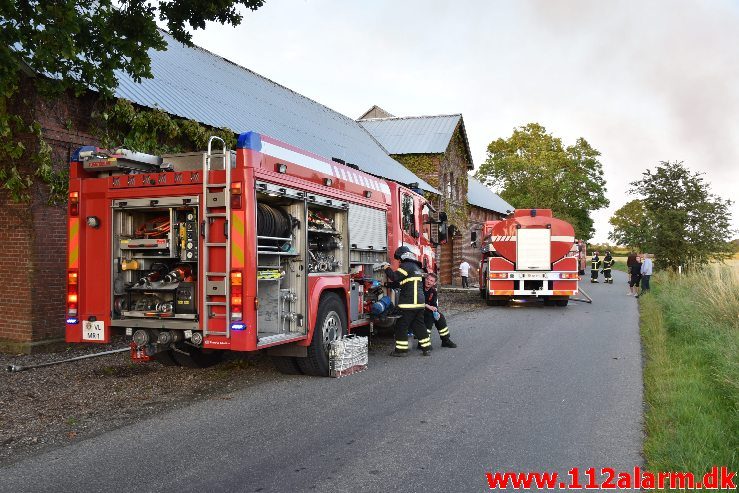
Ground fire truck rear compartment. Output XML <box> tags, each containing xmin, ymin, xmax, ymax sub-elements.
<box><xmin>111</xmin><ymin>197</ymin><xmax>200</xmax><ymax>329</ymax></box>
<box><xmin>256</xmin><ymin>193</ymin><xmax>309</xmax><ymax>344</ymax></box>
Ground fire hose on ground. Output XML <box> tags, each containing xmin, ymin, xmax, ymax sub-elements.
<box><xmin>6</xmin><ymin>347</ymin><xmax>130</xmax><ymax>373</ymax></box>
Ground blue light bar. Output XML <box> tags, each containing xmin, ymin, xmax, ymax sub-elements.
<box><xmin>230</xmin><ymin>322</ymin><xmax>246</xmax><ymax>331</ymax></box>
<box><xmin>236</xmin><ymin>131</ymin><xmax>262</xmax><ymax>151</ymax></box>
<box><xmin>66</xmin><ymin>317</ymin><xmax>79</xmax><ymax>325</ymax></box>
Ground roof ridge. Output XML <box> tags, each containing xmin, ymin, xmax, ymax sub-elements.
<box><xmin>358</xmin><ymin>113</ymin><xmax>462</xmax><ymax>122</ymax></box>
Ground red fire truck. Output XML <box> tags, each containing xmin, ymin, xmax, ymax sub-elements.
<box><xmin>65</xmin><ymin>132</ymin><xmax>446</xmax><ymax>374</ymax></box>
<box><xmin>478</xmin><ymin>209</ymin><xmax>580</xmax><ymax>306</ymax></box>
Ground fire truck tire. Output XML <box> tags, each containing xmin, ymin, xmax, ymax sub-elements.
<box><xmin>171</xmin><ymin>346</ymin><xmax>224</xmax><ymax>368</ymax></box>
<box><xmin>479</xmin><ymin>289</ymin><xmax>486</xmax><ymax>299</ymax></box>
<box><xmin>297</xmin><ymin>292</ymin><xmax>346</xmax><ymax>377</ymax></box>
<box><xmin>152</xmin><ymin>349</ymin><xmax>180</xmax><ymax>366</ymax></box>
<box><xmin>556</xmin><ymin>299</ymin><xmax>569</xmax><ymax>307</ymax></box>
<box><xmin>271</xmin><ymin>356</ymin><xmax>304</xmax><ymax>375</ymax></box>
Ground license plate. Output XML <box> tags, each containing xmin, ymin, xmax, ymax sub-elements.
<box><xmin>82</xmin><ymin>321</ymin><xmax>105</xmax><ymax>341</ymax></box>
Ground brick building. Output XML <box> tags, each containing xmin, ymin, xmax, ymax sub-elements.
<box><xmin>358</xmin><ymin>108</ymin><xmax>512</xmax><ymax>286</ymax></box>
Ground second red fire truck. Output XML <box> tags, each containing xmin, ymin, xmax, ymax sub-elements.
<box><xmin>478</xmin><ymin>209</ymin><xmax>581</xmax><ymax>306</ymax></box>
<box><xmin>65</xmin><ymin>132</ymin><xmax>446</xmax><ymax>374</ymax></box>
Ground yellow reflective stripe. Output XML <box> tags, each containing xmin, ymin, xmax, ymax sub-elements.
<box><xmin>398</xmin><ymin>303</ymin><xmax>424</xmax><ymax>309</ymax></box>
<box><xmin>397</xmin><ymin>268</ymin><xmax>408</xmax><ymax>276</ymax></box>
<box><xmin>418</xmin><ymin>337</ymin><xmax>430</xmax><ymax>344</ymax></box>
<box><xmin>68</xmin><ymin>218</ymin><xmax>79</xmax><ymax>269</ymax></box>
<box><xmin>420</xmin><ymin>341</ymin><xmax>431</xmax><ymax>348</ymax></box>
<box><xmin>231</xmin><ymin>212</ymin><xmax>245</xmax><ymax>266</ymax></box>
<box><xmin>438</xmin><ymin>328</ymin><xmax>449</xmax><ymax>336</ymax></box>
<box><xmin>395</xmin><ymin>341</ymin><xmax>409</xmax><ymax>347</ymax></box>
<box><xmin>399</xmin><ymin>276</ymin><xmax>422</xmax><ymax>285</ymax></box>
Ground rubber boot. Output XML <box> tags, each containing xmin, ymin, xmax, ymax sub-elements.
<box><xmin>390</xmin><ymin>350</ymin><xmax>408</xmax><ymax>357</ymax></box>
<box><xmin>441</xmin><ymin>337</ymin><xmax>457</xmax><ymax>348</ymax></box>
<box><xmin>421</xmin><ymin>349</ymin><xmax>431</xmax><ymax>357</ymax></box>
<box><xmin>417</xmin><ymin>341</ymin><xmax>433</xmax><ymax>351</ymax></box>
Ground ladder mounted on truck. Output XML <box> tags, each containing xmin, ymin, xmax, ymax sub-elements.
<box><xmin>202</xmin><ymin>136</ymin><xmax>232</xmax><ymax>338</ymax></box>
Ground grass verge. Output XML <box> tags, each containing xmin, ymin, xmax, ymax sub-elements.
<box><xmin>640</xmin><ymin>265</ymin><xmax>738</xmax><ymax>480</ymax></box>
<box><xmin>612</xmin><ymin>256</ymin><xmax>628</xmax><ymax>273</ymax></box>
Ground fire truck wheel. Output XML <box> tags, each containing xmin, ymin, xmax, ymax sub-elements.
<box><xmin>152</xmin><ymin>349</ymin><xmax>180</xmax><ymax>366</ymax></box>
<box><xmin>555</xmin><ymin>299</ymin><xmax>569</xmax><ymax>307</ymax></box>
<box><xmin>171</xmin><ymin>346</ymin><xmax>224</xmax><ymax>368</ymax></box>
<box><xmin>270</xmin><ymin>356</ymin><xmax>304</xmax><ymax>375</ymax></box>
<box><xmin>479</xmin><ymin>289</ymin><xmax>486</xmax><ymax>300</ymax></box>
<box><xmin>298</xmin><ymin>292</ymin><xmax>346</xmax><ymax>377</ymax></box>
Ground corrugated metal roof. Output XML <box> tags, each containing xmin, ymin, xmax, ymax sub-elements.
<box><xmin>358</xmin><ymin>114</ymin><xmax>462</xmax><ymax>155</ymax></box>
<box><xmin>112</xmin><ymin>31</ymin><xmax>437</xmax><ymax>193</ymax></box>
<box><xmin>467</xmin><ymin>177</ymin><xmax>514</xmax><ymax>215</ymax></box>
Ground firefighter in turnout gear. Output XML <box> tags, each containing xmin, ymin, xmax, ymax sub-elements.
<box><xmin>591</xmin><ymin>252</ymin><xmax>601</xmax><ymax>283</ymax></box>
<box><xmin>423</xmin><ymin>272</ymin><xmax>457</xmax><ymax>349</ymax></box>
<box><xmin>602</xmin><ymin>251</ymin><xmax>615</xmax><ymax>284</ymax></box>
<box><xmin>385</xmin><ymin>246</ymin><xmax>431</xmax><ymax>356</ymax></box>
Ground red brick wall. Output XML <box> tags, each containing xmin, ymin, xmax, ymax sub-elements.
<box><xmin>0</xmin><ymin>195</ymin><xmax>34</xmax><ymax>345</ymax></box>
<box><xmin>0</xmin><ymin>78</ymin><xmax>99</xmax><ymax>351</ymax></box>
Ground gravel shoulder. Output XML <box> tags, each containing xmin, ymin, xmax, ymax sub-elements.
<box><xmin>0</xmin><ymin>289</ymin><xmax>482</xmax><ymax>466</ymax></box>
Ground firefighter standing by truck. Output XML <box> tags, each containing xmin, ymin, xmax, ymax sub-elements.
<box><xmin>602</xmin><ymin>251</ymin><xmax>615</xmax><ymax>284</ymax></box>
<box><xmin>591</xmin><ymin>251</ymin><xmax>601</xmax><ymax>283</ymax></box>
<box><xmin>384</xmin><ymin>246</ymin><xmax>432</xmax><ymax>356</ymax></box>
<box><xmin>423</xmin><ymin>272</ymin><xmax>457</xmax><ymax>349</ymax></box>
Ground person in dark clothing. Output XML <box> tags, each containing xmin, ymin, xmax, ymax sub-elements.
<box><xmin>384</xmin><ymin>246</ymin><xmax>431</xmax><ymax>356</ymax></box>
<box><xmin>626</xmin><ymin>252</ymin><xmax>637</xmax><ymax>293</ymax></box>
<box><xmin>629</xmin><ymin>255</ymin><xmax>642</xmax><ymax>297</ymax></box>
<box><xmin>422</xmin><ymin>272</ymin><xmax>457</xmax><ymax>349</ymax></box>
<box><xmin>602</xmin><ymin>251</ymin><xmax>615</xmax><ymax>284</ymax></box>
<box><xmin>590</xmin><ymin>252</ymin><xmax>601</xmax><ymax>283</ymax></box>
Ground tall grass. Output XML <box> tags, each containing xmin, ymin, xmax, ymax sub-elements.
<box><xmin>641</xmin><ymin>264</ymin><xmax>738</xmax><ymax>479</ymax></box>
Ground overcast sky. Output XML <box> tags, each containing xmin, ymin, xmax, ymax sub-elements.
<box><xmin>189</xmin><ymin>0</ymin><xmax>738</xmax><ymax>242</ymax></box>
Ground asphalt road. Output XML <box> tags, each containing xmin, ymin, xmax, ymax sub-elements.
<box><xmin>2</xmin><ymin>271</ymin><xmax>643</xmax><ymax>492</ymax></box>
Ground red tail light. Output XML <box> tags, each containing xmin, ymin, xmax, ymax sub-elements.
<box><xmin>69</xmin><ymin>192</ymin><xmax>79</xmax><ymax>216</ymax></box>
<box><xmin>559</xmin><ymin>273</ymin><xmax>579</xmax><ymax>279</ymax></box>
<box><xmin>230</xmin><ymin>271</ymin><xmax>243</xmax><ymax>320</ymax></box>
<box><xmin>67</xmin><ymin>270</ymin><xmax>79</xmax><ymax>316</ymax></box>
<box><xmin>489</xmin><ymin>272</ymin><xmax>509</xmax><ymax>279</ymax></box>
<box><xmin>230</xmin><ymin>182</ymin><xmax>242</xmax><ymax>209</ymax></box>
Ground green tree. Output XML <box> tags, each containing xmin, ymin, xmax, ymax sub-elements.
<box><xmin>0</xmin><ymin>0</ymin><xmax>265</xmax><ymax>201</ymax></box>
<box><xmin>629</xmin><ymin>161</ymin><xmax>734</xmax><ymax>270</ymax></box>
<box><xmin>608</xmin><ymin>199</ymin><xmax>654</xmax><ymax>251</ymax></box>
<box><xmin>475</xmin><ymin>123</ymin><xmax>609</xmax><ymax>239</ymax></box>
